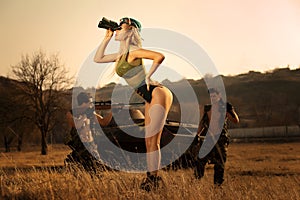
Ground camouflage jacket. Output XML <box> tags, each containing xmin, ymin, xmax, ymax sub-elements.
<box><xmin>199</xmin><ymin>101</ymin><xmax>234</xmax><ymax>139</ymax></box>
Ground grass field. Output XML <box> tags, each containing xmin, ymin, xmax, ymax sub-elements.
<box><xmin>1</xmin><ymin>141</ymin><xmax>300</xmax><ymax>200</ymax></box>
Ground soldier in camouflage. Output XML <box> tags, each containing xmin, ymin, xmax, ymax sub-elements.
<box><xmin>194</xmin><ymin>88</ymin><xmax>239</xmax><ymax>186</ymax></box>
<box><xmin>65</xmin><ymin>92</ymin><xmax>112</xmax><ymax>172</ymax></box>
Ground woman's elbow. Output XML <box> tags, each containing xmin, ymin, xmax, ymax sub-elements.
<box><xmin>154</xmin><ymin>53</ymin><xmax>165</xmax><ymax>64</ymax></box>
<box><xmin>94</xmin><ymin>57</ymin><xmax>102</xmax><ymax>63</ymax></box>
<box><xmin>158</xmin><ymin>54</ymin><xmax>165</xmax><ymax>63</ymax></box>
<box><xmin>94</xmin><ymin>52</ymin><xmax>107</xmax><ymax>63</ymax></box>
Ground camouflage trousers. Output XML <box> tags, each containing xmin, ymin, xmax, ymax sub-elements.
<box><xmin>65</xmin><ymin>141</ymin><xmax>102</xmax><ymax>172</ymax></box>
<box><xmin>194</xmin><ymin>135</ymin><xmax>229</xmax><ymax>185</ymax></box>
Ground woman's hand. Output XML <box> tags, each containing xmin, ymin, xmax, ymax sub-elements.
<box><xmin>145</xmin><ymin>75</ymin><xmax>151</xmax><ymax>91</ymax></box>
<box><xmin>105</xmin><ymin>29</ymin><xmax>114</xmax><ymax>38</ymax></box>
<box><xmin>145</xmin><ymin>75</ymin><xmax>160</xmax><ymax>91</ymax></box>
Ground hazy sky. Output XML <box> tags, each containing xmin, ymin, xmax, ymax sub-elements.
<box><xmin>1</xmin><ymin>0</ymin><xmax>300</xmax><ymax>83</ymax></box>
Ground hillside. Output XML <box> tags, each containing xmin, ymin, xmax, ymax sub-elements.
<box><xmin>1</xmin><ymin>67</ymin><xmax>300</xmax><ymax>131</ymax></box>
<box><xmin>223</xmin><ymin>68</ymin><xmax>300</xmax><ymax>128</ymax></box>
<box><xmin>94</xmin><ymin>67</ymin><xmax>300</xmax><ymax>128</ymax></box>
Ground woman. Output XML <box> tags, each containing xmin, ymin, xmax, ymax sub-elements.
<box><xmin>94</xmin><ymin>17</ymin><xmax>173</xmax><ymax>191</ymax></box>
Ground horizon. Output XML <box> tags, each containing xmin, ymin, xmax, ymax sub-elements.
<box><xmin>2</xmin><ymin>65</ymin><xmax>299</xmax><ymax>90</ymax></box>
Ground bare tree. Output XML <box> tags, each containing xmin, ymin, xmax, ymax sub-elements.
<box><xmin>12</xmin><ymin>50</ymin><xmax>72</xmax><ymax>155</ymax></box>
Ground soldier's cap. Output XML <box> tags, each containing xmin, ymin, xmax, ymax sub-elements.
<box><xmin>208</xmin><ymin>88</ymin><xmax>220</xmax><ymax>94</ymax></box>
<box><xmin>77</xmin><ymin>92</ymin><xmax>91</xmax><ymax>106</ymax></box>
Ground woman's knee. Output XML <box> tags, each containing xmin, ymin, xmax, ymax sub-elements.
<box><xmin>145</xmin><ymin>137</ymin><xmax>161</xmax><ymax>149</ymax></box>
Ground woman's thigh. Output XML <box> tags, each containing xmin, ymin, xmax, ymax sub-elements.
<box><xmin>144</xmin><ymin>87</ymin><xmax>173</xmax><ymax>136</ymax></box>
<box><xmin>152</xmin><ymin>86</ymin><xmax>173</xmax><ymax>108</ymax></box>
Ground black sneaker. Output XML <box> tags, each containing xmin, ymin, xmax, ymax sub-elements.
<box><xmin>140</xmin><ymin>173</ymin><xmax>162</xmax><ymax>192</ymax></box>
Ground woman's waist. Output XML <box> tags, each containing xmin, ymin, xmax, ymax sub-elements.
<box><xmin>123</xmin><ymin>70</ymin><xmax>146</xmax><ymax>88</ymax></box>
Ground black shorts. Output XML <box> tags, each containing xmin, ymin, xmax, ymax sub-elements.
<box><xmin>135</xmin><ymin>80</ymin><xmax>161</xmax><ymax>103</ymax></box>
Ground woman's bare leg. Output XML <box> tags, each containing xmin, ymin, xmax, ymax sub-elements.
<box><xmin>144</xmin><ymin>86</ymin><xmax>173</xmax><ymax>175</ymax></box>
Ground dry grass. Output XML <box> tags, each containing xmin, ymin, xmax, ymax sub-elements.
<box><xmin>0</xmin><ymin>145</ymin><xmax>70</xmax><ymax>168</ymax></box>
<box><xmin>1</xmin><ymin>142</ymin><xmax>300</xmax><ymax>200</ymax></box>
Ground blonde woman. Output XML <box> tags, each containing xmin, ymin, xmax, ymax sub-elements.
<box><xmin>94</xmin><ymin>17</ymin><xmax>173</xmax><ymax>191</ymax></box>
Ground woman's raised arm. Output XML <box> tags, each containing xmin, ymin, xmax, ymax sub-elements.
<box><xmin>94</xmin><ymin>29</ymin><xmax>119</xmax><ymax>63</ymax></box>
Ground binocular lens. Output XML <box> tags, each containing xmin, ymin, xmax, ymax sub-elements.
<box><xmin>98</xmin><ymin>17</ymin><xmax>120</xmax><ymax>31</ymax></box>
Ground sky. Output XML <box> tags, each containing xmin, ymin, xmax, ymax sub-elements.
<box><xmin>1</xmin><ymin>0</ymin><xmax>300</xmax><ymax>87</ymax></box>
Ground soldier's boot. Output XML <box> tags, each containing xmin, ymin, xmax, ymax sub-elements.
<box><xmin>140</xmin><ymin>172</ymin><xmax>162</xmax><ymax>192</ymax></box>
<box><xmin>194</xmin><ymin>160</ymin><xmax>206</xmax><ymax>179</ymax></box>
<box><xmin>213</xmin><ymin>164</ymin><xmax>225</xmax><ymax>186</ymax></box>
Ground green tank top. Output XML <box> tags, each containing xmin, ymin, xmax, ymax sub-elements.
<box><xmin>115</xmin><ymin>51</ymin><xmax>146</xmax><ymax>79</ymax></box>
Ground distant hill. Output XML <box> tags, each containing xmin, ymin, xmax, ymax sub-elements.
<box><xmin>222</xmin><ymin>68</ymin><xmax>300</xmax><ymax>128</ymax></box>
<box><xmin>93</xmin><ymin>67</ymin><xmax>300</xmax><ymax>128</ymax></box>
<box><xmin>1</xmin><ymin>67</ymin><xmax>300</xmax><ymax>129</ymax></box>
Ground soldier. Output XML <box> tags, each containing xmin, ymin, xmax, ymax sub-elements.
<box><xmin>65</xmin><ymin>92</ymin><xmax>112</xmax><ymax>172</ymax></box>
<box><xmin>194</xmin><ymin>88</ymin><xmax>239</xmax><ymax>186</ymax></box>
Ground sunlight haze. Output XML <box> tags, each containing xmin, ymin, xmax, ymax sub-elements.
<box><xmin>1</xmin><ymin>0</ymin><xmax>299</xmax><ymax>85</ymax></box>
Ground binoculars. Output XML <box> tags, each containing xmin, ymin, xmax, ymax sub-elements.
<box><xmin>98</xmin><ymin>17</ymin><xmax>120</xmax><ymax>31</ymax></box>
